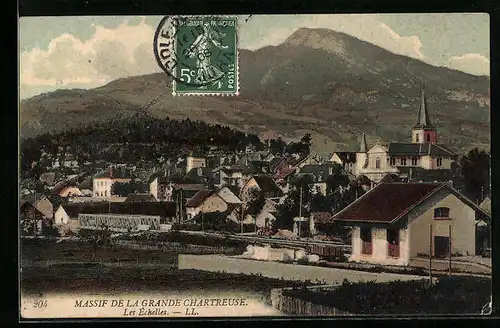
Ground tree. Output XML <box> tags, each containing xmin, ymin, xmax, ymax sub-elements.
<box><xmin>245</xmin><ymin>188</ymin><xmax>266</xmax><ymax>216</ymax></box>
<box><xmin>274</xmin><ymin>174</ymin><xmax>315</xmax><ymax>229</ymax></box>
<box><xmin>286</xmin><ymin>133</ymin><xmax>312</xmax><ymax>155</ymax></box>
<box><xmin>111</xmin><ymin>181</ymin><xmax>147</xmax><ymax>197</ymax></box>
<box><xmin>457</xmin><ymin>148</ymin><xmax>490</xmax><ymax>203</ymax></box>
<box><xmin>269</xmin><ymin>138</ymin><xmax>287</xmax><ymax>154</ymax></box>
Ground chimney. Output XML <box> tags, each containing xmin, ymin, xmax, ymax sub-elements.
<box><xmin>109</xmin><ymin>166</ymin><xmax>113</xmax><ymax>178</ymax></box>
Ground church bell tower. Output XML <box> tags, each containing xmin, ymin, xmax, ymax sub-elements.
<box><xmin>412</xmin><ymin>86</ymin><xmax>437</xmax><ymax>144</ymax></box>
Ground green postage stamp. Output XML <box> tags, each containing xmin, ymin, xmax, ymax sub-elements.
<box><xmin>154</xmin><ymin>15</ymin><xmax>238</xmax><ymax>95</ymax></box>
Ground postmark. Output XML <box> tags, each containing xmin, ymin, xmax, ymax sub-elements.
<box><xmin>154</xmin><ymin>15</ymin><xmax>239</xmax><ymax>96</ymax></box>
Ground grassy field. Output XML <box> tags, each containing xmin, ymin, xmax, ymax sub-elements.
<box><xmin>20</xmin><ymin>238</ymin><xmax>310</xmax><ymax>297</ymax></box>
<box><xmin>21</xmin><ymin>238</ymin><xmax>179</xmax><ymax>264</ymax></box>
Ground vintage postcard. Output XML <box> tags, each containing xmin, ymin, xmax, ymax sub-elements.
<box><xmin>19</xmin><ymin>13</ymin><xmax>491</xmax><ymax>319</ymax></box>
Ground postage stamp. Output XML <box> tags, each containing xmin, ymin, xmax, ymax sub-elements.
<box><xmin>18</xmin><ymin>13</ymin><xmax>492</xmax><ymax>320</ymax></box>
<box><xmin>154</xmin><ymin>15</ymin><xmax>239</xmax><ymax>96</ymax></box>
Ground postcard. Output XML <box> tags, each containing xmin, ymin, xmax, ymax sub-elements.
<box><xmin>19</xmin><ymin>13</ymin><xmax>491</xmax><ymax>319</ymax></box>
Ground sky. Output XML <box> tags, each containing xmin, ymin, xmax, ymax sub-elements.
<box><xmin>19</xmin><ymin>14</ymin><xmax>490</xmax><ymax>99</ymax></box>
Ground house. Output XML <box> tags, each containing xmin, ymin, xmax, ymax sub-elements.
<box><xmin>185</xmin><ymin>154</ymin><xmax>207</xmax><ymax>174</ymax></box>
<box><xmin>480</xmin><ymin>196</ymin><xmax>491</xmax><ymax>215</ymax></box>
<box><xmin>93</xmin><ymin>166</ymin><xmax>133</xmax><ymax>198</ymax></box>
<box><xmin>124</xmin><ymin>193</ymin><xmax>157</xmax><ymax>202</ymax></box>
<box><xmin>185</xmin><ymin>166</ymin><xmax>215</xmax><ymax>185</ymax></box>
<box><xmin>330</xmin><ymin>182</ymin><xmax>490</xmax><ymax>266</ymax></box>
<box><xmin>216</xmin><ymin>166</ymin><xmax>252</xmax><ymax>189</ymax></box>
<box><xmin>21</xmin><ymin>193</ymin><xmax>54</xmax><ymax>219</ymax></box>
<box><xmin>58</xmin><ymin>186</ymin><xmax>84</xmax><ymax>198</ymax></box>
<box><xmin>39</xmin><ymin>172</ymin><xmax>59</xmax><ymax>186</ymax></box>
<box><xmin>329</xmin><ymin>152</ymin><xmax>357</xmax><ymax>175</ymax></box>
<box><xmin>296</xmin><ymin>164</ymin><xmax>338</xmax><ymax>196</ymax></box>
<box><xmin>184</xmin><ymin>188</ymin><xmax>241</xmax><ymax>221</ymax></box>
<box><xmin>54</xmin><ymin>201</ymin><xmax>177</xmax><ymax>233</ymax></box>
<box><xmin>241</xmin><ymin>175</ymin><xmax>284</xmax><ymax>200</ymax></box>
<box><xmin>350</xmin><ymin>88</ymin><xmax>456</xmax><ymax>184</ymax></box>
<box><xmin>254</xmin><ymin>198</ymin><xmax>280</xmax><ymax>230</ymax></box>
<box><xmin>20</xmin><ymin>201</ymin><xmax>52</xmax><ymax>235</ymax></box>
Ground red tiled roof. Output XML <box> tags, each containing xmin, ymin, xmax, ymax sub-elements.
<box><xmin>332</xmin><ymin>182</ymin><xmax>446</xmax><ymax>224</ymax></box>
<box><xmin>275</xmin><ymin>167</ymin><xmax>296</xmax><ymax>180</ymax></box>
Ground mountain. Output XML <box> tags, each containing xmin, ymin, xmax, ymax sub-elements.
<box><xmin>20</xmin><ymin>27</ymin><xmax>490</xmax><ymax>154</ymax></box>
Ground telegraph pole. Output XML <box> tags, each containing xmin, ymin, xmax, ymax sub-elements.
<box><xmin>298</xmin><ymin>186</ymin><xmax>303</xmax><ymax>238</ymax></box>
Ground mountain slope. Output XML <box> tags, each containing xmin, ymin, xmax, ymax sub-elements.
<box><xmin>20</xmin><ymin>27</ymin><xmax>490</xmax><ymax>154</ymax></box>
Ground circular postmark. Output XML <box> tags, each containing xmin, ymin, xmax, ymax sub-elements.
<box><xmin>154</xmin><ymin>15</ymin><xmax>235</xmax><ymax>88</ymax></box>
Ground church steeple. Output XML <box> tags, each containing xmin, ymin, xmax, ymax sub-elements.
<box><xmin>411</xmin><ymin>84</ymin><xmax>437</xmax><ymax>144</ymax></box>
<box><xmin>415</xmin><ymin>86</ymin><xmax>431</xmax><ymax>128</ymax></box>
<box><xmin>360</xmin><ymin>133</ymin><xmax>368</xmax><ymax>152</ymax></box>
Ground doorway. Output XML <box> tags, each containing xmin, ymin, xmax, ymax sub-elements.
<box><xmin>434</xmin><ymin>236</ymin><xmax>450</xmax><ymax>258</ymax></box>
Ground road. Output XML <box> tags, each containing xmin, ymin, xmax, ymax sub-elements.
<box><xmin>178</xmin><ymin>254</ymin><xmax>428</xmax><ymax>285</ymax></box>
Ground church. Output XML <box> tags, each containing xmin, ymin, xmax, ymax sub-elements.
<box><xmin>330</xmin><ymin>87</ymin><xmax>457</xmax><ymax>184</ymax></box>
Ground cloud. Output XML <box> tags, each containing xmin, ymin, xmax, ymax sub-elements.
<box><xmin>447</xmin><ymin>53</ymin><xmax>490</xmax><ymax>76</ymax></box>
<box><xmin>240</xmin><ymin>15</ymin><xmax>425</xmax><ymax>60</ymax></box>
<box><xmin>20</xmin><ymin>17</ymin><xmax>161</xmax><ymax>98</ymax></box>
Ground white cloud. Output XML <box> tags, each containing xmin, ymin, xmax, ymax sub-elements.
<box><xmin>448</xmin><ymin>53</ymin><xmax>490</xmax><ymax>76</ymax></box>
<box><xmin>20</xmin><ymin>17</ymin><xmax>161</xmax><ymax>99</ymax></box>
<box><xmin>240</xmin><ymin>15</ymin><xmax>425</xmax><ymax>60</ymax></box>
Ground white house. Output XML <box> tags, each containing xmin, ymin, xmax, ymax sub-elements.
<box><xmin>93</xmin><ymin>167</ymin><xmax>132</xmax><ymax>198</ymax></box>
<box><xmin>331</xmin><ymin>182</ymin><xmax>490</xmax><ymax>266</ymax></box>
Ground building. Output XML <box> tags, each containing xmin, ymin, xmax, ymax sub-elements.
<box><xmin>343</xmin><ymin>88</ymin><xmax>456</xmax><ymax>184</ymax></box>
<box><xmin>93</xmin><ymin>166</ymin><xmax>132</xmax><ymax>198</ymax></box>
<box><xmin>329</xmin><ymin>152</ymin><xmax>357</xmax><ymax>175</ymax></box>
<box><xmin>295</xmin><ymin>164</ymin><xmax>339</xmax><ymax>196</ymax></box>
<box><xmin>184</xmin><ymin>187</ymin><xmax>241</xmax><ymax>221</ymax></box>
<box><xmin>58</xmin><ymin>186</ymin><xmax>84</xmax><ymax>198</ymax></box>
<box><xmin>21</xmin><ymin>193</ymin><xmax>54</xmax><ymax>219</ymax></box>
<box><xmin>20</xmin><ymin>201</ymin><xmax>52</xmax><ymax>235</ymax></box>
<box><xmin>54</xmin><ymin>201</ymin><xmax>177</xmax><ymax>233</ymax></box>
<box><xmin>186</xmin><ymin>155</ymin><xmax>207</xmax><ymax>174</ymax></box>
<box><xmin>330</xmin><ymin>182</ymin><xmax>490</xmax><ymax>266</ymax></box>
<box><xmin>241</xmin><ymin>175</ymin><xmax>284</xmax><ymax>200</ymax></box>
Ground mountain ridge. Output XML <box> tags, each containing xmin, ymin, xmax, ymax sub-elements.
<box><xmin>20</xmin><ymin>27</ymin><xmax>490</xmax><ymax>155</ymax></box>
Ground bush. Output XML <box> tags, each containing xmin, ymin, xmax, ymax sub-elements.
<box><xmin>282</xmin><ymin>277</ymin><xmax>491</xmax><ymax>314</ymax></box>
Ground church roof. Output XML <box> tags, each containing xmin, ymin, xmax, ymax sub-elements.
<box><xmin>360</xmin><ymin>133</ymin><xmax>368</xmax><ymax>152</ymax></box>
<box><xmin>388</xmin><ymin>143</ymin><xmax>455</xmax><ymax>156</ymax></box>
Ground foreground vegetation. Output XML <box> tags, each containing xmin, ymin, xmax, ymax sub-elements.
<box><xmin>283</xmin><ymin>277</ymin><xmax>491</xmax><ymax>315</ymax></box>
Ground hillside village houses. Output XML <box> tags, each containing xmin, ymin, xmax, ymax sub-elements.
<box><xmin>21</xmin><ymin>86</ymin><xmax>490</xmax><ymax>267</ymax></box>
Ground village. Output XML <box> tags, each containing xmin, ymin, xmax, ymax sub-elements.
<box><xmin>20</xmin><ymin>87</ymin><xmax>492</xmax><ymax>315</ymax></box>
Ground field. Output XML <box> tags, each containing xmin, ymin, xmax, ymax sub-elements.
<box><xmin>20</xmin><ymin>238</ymin><xmax>310</xmax><ymax>297</ymax></box>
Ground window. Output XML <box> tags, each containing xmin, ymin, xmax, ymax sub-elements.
<box><xmin>389</xmin><ymin>157</ymin><xmax>396</xmax><ymax>166</ymax></box>
<box><xmin>400</xmin><ymin>157</ymin><xmax>407</xmax><ymax>166</ymax></box>
<box><xmin>360</xmin><ymin>227</ymin><xmax>372</xmax><ymax>255</ymax></box>
<box><xmin>426</xmin><ymin>134</ymin><xmax>430</xmax><ymax>142</ymax></box>
<box><xmin>434</xmin><ymin>207</ymin><xmax>450</xmax><ymax>219</ymax></box>
<box><xmin>436</xmin><ymin>157</ymin><xmax>443</xmax><ymax>167</ymax></box>
<box><xmin>416</xmin><ymin>134</ymin><xmax>420</xmax><ymax>143</ymax></box>
<box><xmin>411</xmin><ymin>157</ymin><xmax>418</xmax><ymax>166</ymax></box>
<box><xmin>387</xmin><ymin>227</ymin><xmax>400</xmax><ymax>258</ymax></box>
<box><xmin>375</xmin><ymin>157</ymin><xmax>381</xmax><ymax>169</ymax></box>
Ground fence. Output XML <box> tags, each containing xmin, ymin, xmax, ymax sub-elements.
<box><xmin>270</xmin><ymin>286</ymin><xmax>353</xmax><ymax>316</ymax></box>
<box><xmin>112</xmin><ymin>239</ymin><xmax>243</xmax><ymax>255</ymax></box>
<box><xmin>21</xmin><ymin>259</ymin><xmax>176</xmax><ymax>269</ymax></box>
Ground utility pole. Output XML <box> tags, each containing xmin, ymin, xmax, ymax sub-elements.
<box><xmin>33</xmin><ymin>181</ymin><xmax>37</xmax><ymax>237</ymax></box>
<box><xmin>180</xmin><ymin>189</ymin><xmax>183</xmax><ymax>224</ymax></box>
<box><xmin>298</xmin><ymin>186</ymin><xmax>303</xmax><ymax>238</ymax></box>
<box><xmin>449</xmin><ymin>225</ymin><xmax>452</xmax><ymax>275</ymax></box>
<box><xmin>429</xmin><ymin>224</ymin><xmax>433</xmax><ymax>285</ymax></box>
